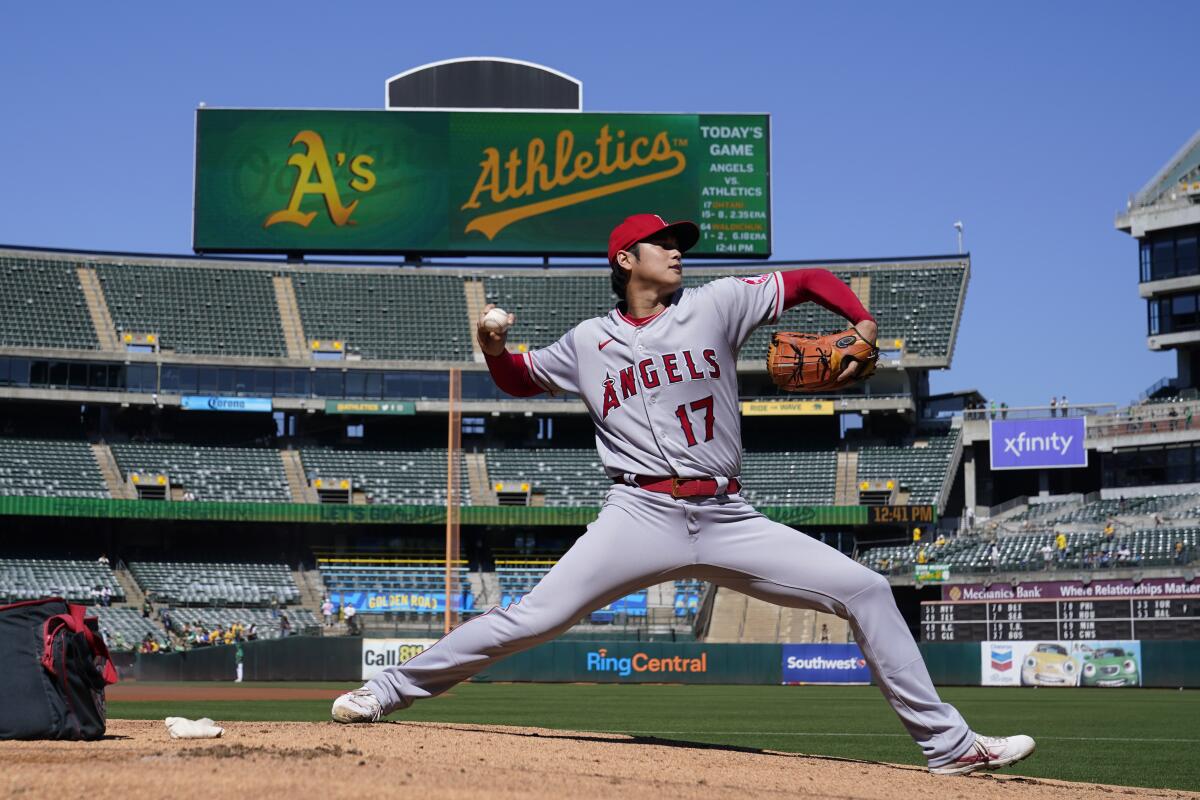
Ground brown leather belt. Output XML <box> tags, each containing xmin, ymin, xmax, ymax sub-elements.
<box><xmin>616</xmin><ymin>475</ymin><xmax>741</xmax><ymax>498</ymax></box>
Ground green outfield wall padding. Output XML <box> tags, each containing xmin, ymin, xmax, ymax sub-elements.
<box><xmin>472</xmin><ymin>641</ymin><xmax>782</xmax><ymax>684</ymax></box>
<box><xmin>918</xmin><ymin>642</ymin><xmax>982</xmax><ymax>686</ymax></box>
<box><xmin>1141</xmin><ymin>640</ymin><xmax>1200</xmax><ymax>688</ymax></box>
<box><xmin>0</xmin><ymin>495</ymin><xmax>875</xmax><ymax>527</ymax></box>
<box><xmin>134</xmin><ymin>636</ymin><xmax>360</xmax><ymax>682</ymax></box>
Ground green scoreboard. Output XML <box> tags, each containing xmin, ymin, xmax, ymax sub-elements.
<box><xmin>193</xmin><ymin>109</ymin><xmax>770</xmax><ymax>257</ymax></box>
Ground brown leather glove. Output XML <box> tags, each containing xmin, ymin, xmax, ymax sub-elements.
<box><xmin>767</xmin><ymin>326</ymin><xmax>879</xmax><ymax>393</ymax></box>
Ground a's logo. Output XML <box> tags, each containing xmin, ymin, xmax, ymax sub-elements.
<box><xmin>737</xmin><ymin>274</ymin><xmax>771</xmax><ymax>285</ymax></box>
<box><xmin>598</xmin><ymin>337</ymin><xmax>615</xmax><ymax>351</ymax></box>
<box><xmin>265</xmin><ymin>131</ymin><xmax>376</xmax><ymax>229</ymax></box>
<box><xmin>991</xmin><ymin>645</ymin><xmax>1013</xmax><ymax>672</ymax></box>
<box><xmin>460</xmin><ymin>125</ymin><xmax>686</xmax><ymax>240</ymax></box>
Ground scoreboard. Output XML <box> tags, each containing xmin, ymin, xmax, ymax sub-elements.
<box><xmin>920</xmin><ymin>596</ymin><xmax>1200</xmax><ymax>642</ymax></box>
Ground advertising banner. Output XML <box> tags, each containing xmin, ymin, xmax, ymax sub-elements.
<box><xmin>324</xmin><ymin>400</ymin><xmax>415</xmax><ymax>415</ymax></box>
<box><xmin>361</xmin><ymin>638</ymin><xmax>438</xmax><ymax>680</ymax></box>
<box><xmin>331</xmin><ymin>590</ymin><xmax>475</xmax><ymax>615</ymax></box>
<box><xmin>915</xmin><ymin>564</ymin><xmax>952</xmax><ymax>585</ymax></box>
<box><xmin>943</xmin><ymin>577</ymin><xmax>1200</xmax><ymax>602</ymax></box>
<box><xmin>739</xmin><ymin>400</ymin><xmax>834</xmax><ymax>416</ymax></box>
<box><xmin>981</xmin><ymin>640</ymin><xmax>1142</xmax><ymax>688</ymax></box>
<box><xmin>781</xmin><ymin>644</ymin><xmax>871</xmax><ymax>684</ymax></box>
<box><xmin>194</xmin><ymin>109</ymin><xmax>770</xmax><ymax>256</ymax></box>
<box><xmin>181</xmin><ymin>395</ymin><xmax>272</xmax><ymax>412</ymax></box>
<box><xmin>989</xmin><ymin>418</ymin><xmax>1087</xmax><ymax>470</ymax></box>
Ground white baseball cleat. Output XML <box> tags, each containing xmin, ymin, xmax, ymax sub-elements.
<box><xmin>929</xmin><ymin>734</ymin><xmax>1037</xmax><ymax>776</ymax></box>
<box><xmin>331</xmin><ymin>687</ymin><xmax>383</xmax><ymax>724</ymax></box>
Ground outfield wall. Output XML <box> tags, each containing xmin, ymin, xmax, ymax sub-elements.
<box><xmin>130</xmin><ymin>637</ymin><xmax>1200</xmax><ymax>687</ymax></box>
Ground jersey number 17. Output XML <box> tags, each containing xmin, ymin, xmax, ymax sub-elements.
<box><xmin>675</xmin><ymin>394</ymin><xmax>715</xmax><ymax>447</ymax></box>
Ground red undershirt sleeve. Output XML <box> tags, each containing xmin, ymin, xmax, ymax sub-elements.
<box><xmin>781</xmin><ymin>268</ymin><xmax>874</xmax><ymax>324</ymax></box>
<box><xmin>484</xmin><ymin>350</ymin><xmax>544</xmax><ymax>398</ymax></box>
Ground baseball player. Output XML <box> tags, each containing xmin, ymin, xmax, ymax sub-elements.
<box><xmin>333</xmin><ymin>214</ymin><xmax>1036</xmax><ymax>776</ymax></box>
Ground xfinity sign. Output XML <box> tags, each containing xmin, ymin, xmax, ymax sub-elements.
<box><xmin>989</xmin><ymin>418</ymin><xmax>1087</xmax><ymax>471</ymax></box>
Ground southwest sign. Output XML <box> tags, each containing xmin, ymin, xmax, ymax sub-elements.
<box><xmin>989</xmin><ymin>418</ymin><xmax>1087</xmax><ymax>471</ymax></box>
<box><xmin>194</xmin><ymin>109</ymin><xmax>770</xmax><ymax>257</ymax></box>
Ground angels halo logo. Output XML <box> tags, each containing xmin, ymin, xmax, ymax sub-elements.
<box><xmin>737</xmin><ymin>274</ymin><xmax>771</xmax><ymax>285</ymax></box>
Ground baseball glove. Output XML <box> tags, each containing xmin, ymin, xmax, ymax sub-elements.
<box><xmin>767</xmin><ymin>326</ymin><xmax>880</xmax><ymax>393</ymax></box>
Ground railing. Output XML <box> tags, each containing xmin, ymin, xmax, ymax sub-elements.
<box><xmin>963</xmin><ymin>403</ymin><xmax>1115</xmax><ymax>422</ymax></box>
<box><xmin>1088</xmin><ymin>401</ymin><xmax>1200</xmax><ymax>439</ymax></box>
<box><xmin>1140</xmin><ymin>376</ymin><xmax>1178</xmax><ymax>402</ymax></box>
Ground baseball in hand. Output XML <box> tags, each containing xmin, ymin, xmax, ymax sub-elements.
<box><xmin>482</xmin><ymin>307</ymin><xmax>511</xmax><ymax>333</ymax></box>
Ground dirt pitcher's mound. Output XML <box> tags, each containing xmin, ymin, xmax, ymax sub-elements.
<box><xmin>2</xmin><ymin>720</ymin><xmax>1196</xmax><ymax>800</ymax></box>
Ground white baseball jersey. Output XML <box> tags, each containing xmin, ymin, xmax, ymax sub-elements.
<box><xmin>522</xmin><ymin>272</ymin><xmax>784</xmax><ymax>479</ymax></box>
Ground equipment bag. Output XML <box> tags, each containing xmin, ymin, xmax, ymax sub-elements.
<box><xmin>0</xmin><ymin>597</ymin><xmax>118</xmax><ymax>739</ymax></box>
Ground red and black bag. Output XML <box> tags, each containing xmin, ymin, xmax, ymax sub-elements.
<box><xmin>0</xmin><ymin>597</ymin><xmax>118</xmax><ymax>740</ymax></box>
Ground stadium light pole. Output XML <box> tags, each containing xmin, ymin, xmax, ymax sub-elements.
<box><xmin>953</xmin><ymin>221</ymin><xmax>964</xmax><ymax>254</ymax></box>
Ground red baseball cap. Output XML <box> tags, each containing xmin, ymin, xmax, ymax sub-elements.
<box><xmin>607</xmin><ymin>214</ymin><xmax>700</xmax><ymax>265</ymax></box>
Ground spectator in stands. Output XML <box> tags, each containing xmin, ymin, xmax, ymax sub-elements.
<box><xmin>280</xmin><ymin>613</ymin><xmax>292</xmax><ymax>637</ymax></box>
<box><xmin>1050</xmin><ymin>396</ymin><xmax>1057</xmax><ymax>417</ymax></box>
<box><xmin>343</xmin><ymin>603</ymin><xmax>358</xmax><ymax>635</ymax></box>
<box><xmin>820</xmin><ymin>624</ymin><xmax>830</xmax><ymax>643</ymax></box>
<box><xmin>1061</xmin><ymin>396</ymin><xmax>1069</xmax><ymax>416</ymax></box>
<box><xmin>1055</xmin><ymin>531</ymin><xmax>1068</xmax><ymax>562</ymax></box>
<box><xmin>322</xmin><ymin>597</ymin><xmax>334</xmax><ymax>627</ymax></box>
<box><xmin>1000</xmin><ymin>402</ymin><xmax>1008</xmax><ymax>420</ymax></box>
<box><xmin>160</xmin><ymin>607</ymin><xmax>173</xmax><ymax>633</ymax></box>
<box><xmin>912</xmin><ymin>528</ymin><xmax>922</xmax><ymax>545</ymax></box>
<box><xmin>99</xmin><ymin>585</ymin><xmax>112</xmax><ymax>607</ymax></box>
<box><xmin>1154</xmin><ymin>512</ymin><xmax>1164</xmax><ymax>528</ymax></box>
<box><xmin>113</xmin><ymin>631</ymin><xmax>127</xmax><ymax>651</ymax></box>
<box><xmin>246</xmin><ymin>622</ymin><xmax>258</xmax><ymax>641</ymax></box>
<box><xmin>916</xmin><ymin>547</ymin><xmax>928</xmax><ymax>565</ymax></box>
<box><xmin>97</xmin><ymin>553</ymin><xmax>110</xmax><ymax>567</ymax></box>
<box><xmin>1103</xmin><ymin>521</ymin><xmax>1116</xmax><ymax>541</ymax></box>
<box><xmin>1177</xmin><ymin>540</ymin><xmax>1188</xmax><ymax>565</ymax></box>
<box><xmin>1099</xmin><ymin>550</ymin><xmax>1111</xmax><ymax>568</ymax></box>
<box><xmin>989</xmin><ymin>543</ymin><xmax>1000</xmax><ymax>572</ymax></box>
<box><xmin>90</xmin><ymin>585</ymin><xmax>102</xmax><ymax>605</ymax></box>
<box><xmin>1118</xmin><ymin>543</ymin><xmax>1133</xmax><ymax>563</ymax></box>
<box><xmin>270</xmin><ymin>595</ymin><xmax>281</xmax><ymax>619</ymax></box>
<box><xmin>1040</xmin><ymin>542</ymin><xmax>1054</xmax><ymax>568</ymax></box>
<box><xmin>965</xmin><ymin>507</ymin><xmax>976</xmax><ymax>530</ymax></box>
<box><xmin>988</xmin><ymin>401</ymin><xmax>996</xmax><ymax>420</ymax></box>
<box><xmin>934</xmin><ymin>534</ymin><xmax>947</xmax><ymax>548</ymax></box>
<box><xmin>142</xmin><ymin>594</ymin><xmax>153</xmax><ymax>619</ymax></box>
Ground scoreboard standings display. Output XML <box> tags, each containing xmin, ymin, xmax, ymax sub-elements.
<box><xmin>921</xmin><ymin>578</ymin><xmax>1200</xmax><ymax>642</ymax></box>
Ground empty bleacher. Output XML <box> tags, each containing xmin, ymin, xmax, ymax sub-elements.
<box><xmin>485</xmin><ymin>448</ymin><xmax>608</xmax><ymax>507</ymax></box>
<box><xmin>300</xmin><ymin>449</ymin><xmax>470</xmax><ymax>505</ymax></box>
<box><xmin>856</xmin><ymin>428</ymin><xmax>959</xmax><ymax>504</ymax></box>
<box><xmin>88</xmin><ymin>606</ymin><xmax>168</xmax><ymax>650</ymax></box>
<box><xmin>0</xmin><ymin>438</ymin><xmax>108</xmax><ymax>498</ymax></box>
<box><xmin>291</xmin><ymin>271</ymin><xmax>469</xmax><ymax>361</ymax></box>
<box><xmin>96</xmin><ymin>262</ymin><xmax>285</xmax><ymax>357</ymax></box>
<box><xmin>741</xmin><ymin>450</ymin><xmax>838</xmax><ymax>505</ymax></box>
<box><xmin>110</xmin><ymin>443</ymin><xmax>290</xmax><ymax>502</ymax></box>
<box><xmin>0</xmin><ymin>558</ymin><xmax>123</xmax><ymax>604</ymax></box>
<box><xmin>482</xmin><ymin>275</ymin><xmax>613</xmax><ymax>350</ymax></box>
<box><xmin>0</xmin><ymin>254</ymin><xmax>98</xmax><ymax>350</ymax></box>
<box><xmin>128</xmin><ymin>561</ymin><xmax>300</xmax><ymax>606</ymax></box>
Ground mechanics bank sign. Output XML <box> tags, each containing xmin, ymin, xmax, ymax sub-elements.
<box><xmin>989</xmin><ymin>418</ymin><xmax>1087</xmax><ymax>471</ymax></box>
<box><xmin>782</xmin><ymin>644</ymin><xmax>871</xmax><ymax>684</ymax></box>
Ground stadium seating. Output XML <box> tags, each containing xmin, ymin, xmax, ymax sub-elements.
<box><xmin>291</xmin><ymin>271</ymin><xmax>470</xmax><ymax>361</ymax></box>
<box><xmin>482</xmin><ymin>274</ymin><xmax>613</xmax><ymax>350</ymax></box>
<box><xmin>484</xmin><ymin>448</ymin><xmax>609</xmax><ymax>506</ymax></box>
<box><xmin>110</xmin><ymin>443</ymin><xmax>290</xmax><ymax>502</ymax></box>
<box><xmin>856</xmin><ymin>428</ymin><xmax>959</xmax><ymax>504</ymax></box>
<box><xmin>128</xmin><ymin>561</ymin><xmax>300</xmax><ymax>606</ymax></box>
<box><xmin>96</xmin><ymin>262</ymin><xmax>286</xmax><ymax>357</ymax></box>
<box><xmin>0</xmin><ymin>558</ymin><xmax>123</xmax><ymax>604</ymax></box>
<box><xmin>0</xmin><ymin>254</ymin><xmax>98</xmax><ymax>350</ymax></box>
<box><xmin>88</xmin><ymin>606</ymin><xmax>168</xmax><ymax>650</ymax></box>
<box><xmin>318</xmin><ymin>559</ymin><xmax>468</xmax><ymax>593</ymax></box>
<box><xmin>674</xmin><ymin>578</ymin><xmax>706</xmax><ymax>619</ymax></box>
<box><xmin>168</xmin><ymin>607</ymin><xmax>319</xmax><ymax>638</ymax></box>
<box><xmin>300</xmin><ymin>449</ymin><xmax>471</xmax><ymax>505</ymax></box>
<box><xmin>0</xmin><ymin>438</ymin><xmax>109</xmax><ymax>498</ymax></box>
<box><xmin>740</xmin><ymin>450</ymin><xmax>837</xmax><ymax>505</ymax></box>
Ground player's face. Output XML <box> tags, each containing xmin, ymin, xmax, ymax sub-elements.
<box><xmin>628</xmin><ymin>232</ymin><xmax>683</xmax><ymax>293</ymax></box>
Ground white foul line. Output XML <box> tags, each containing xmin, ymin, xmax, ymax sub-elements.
<box><xmin>584</xmin><ymin>730</ymin><xmax>1200</xmax><ymax>743</ymax></box>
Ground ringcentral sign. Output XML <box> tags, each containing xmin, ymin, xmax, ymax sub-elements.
<box><xmin>193</xmin><ymin>109</ymin><xmax>770</xmax><ymax>257</ymax></box>
<box><xmin>989</xmin><ymin>418</ymin><xmax>1087</xmax><ymax>470</ymax></box>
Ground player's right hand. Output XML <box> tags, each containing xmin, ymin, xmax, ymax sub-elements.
<box><xmin>477</xmin><ymin>303</ymin><xmax>516</xmax><ymax>358</ymax></box>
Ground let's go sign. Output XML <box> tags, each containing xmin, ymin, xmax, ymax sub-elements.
<box><xmin>193</xmin><ymin>109</ymin><xmax>770</xmax><ymax>257</ymax></box>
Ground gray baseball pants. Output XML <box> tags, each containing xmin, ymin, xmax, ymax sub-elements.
<box><xmin>367</xmin><ymin>484</ymin><xmax>975</xmax><ymax>766</ymax></box>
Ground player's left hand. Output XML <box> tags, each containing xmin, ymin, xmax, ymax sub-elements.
<box><xmin>837</xmin><ymin>320</ymin><xmax>878</xmax><ymax>381</ymax></box>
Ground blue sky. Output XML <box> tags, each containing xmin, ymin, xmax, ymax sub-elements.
<box><xmin>2</xmin><ymin>1</ymin><xmax>1196</xmax><ymax>407</ymax></box>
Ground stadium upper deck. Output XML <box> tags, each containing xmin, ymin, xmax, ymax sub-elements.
<box><xmin>0</xmin><ymin>245</ymin><xmax>969</xmax><ymax>372</ymax></box>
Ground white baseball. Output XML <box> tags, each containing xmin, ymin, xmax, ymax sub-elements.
<box><xmin>482</xmin><ymin>307</ymin><xmax>510</xmax><ymax>333</ymax></box>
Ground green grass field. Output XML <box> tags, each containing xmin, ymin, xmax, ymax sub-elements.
<box><xmin>111</xmin><ymin>683</ymin><xmax>1200</xmax><ymax>792</ymax></box>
